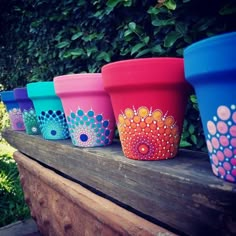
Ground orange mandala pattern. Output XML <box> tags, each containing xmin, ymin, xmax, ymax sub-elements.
<box><xmin>118</xmin><ymin>106</ymin><xmax>180</xmax><ymax>160</ymax></box>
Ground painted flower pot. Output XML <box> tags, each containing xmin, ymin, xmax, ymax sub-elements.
<box><xmin>27</xmin><ymin>82</ymin><xmax>69</xmax><ymax>140</ymax></box>
<box><xmin>102</xmin><ymin>58</ymin><xmax>190</xmax><ymax>160</ymax></box>
<box><xmin>14</xmin><ymin>88</ymin><xmax>40</xmax><ymax>135</ymax></box>
<box><xmin>54</xmin><ymin>73</ymin><xmax>115</xmax><ymax>147</ymax></box>
<box><xmin>0</xmin><ymin>90</ymin><xmax>25</xmax><ymax>130</ymax></box>
<box><xmin>184</xmin><ymin>32</ymin><xmax>236</xmax><ymax>183</ymax></box>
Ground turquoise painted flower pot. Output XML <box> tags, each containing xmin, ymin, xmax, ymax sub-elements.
<box><xmin>0</xmin><ymin>90</ymin><xmax>25</xmax><ymax>130</ymax></box>
<box><xmin>27</xmin><ymin>82</ymin><xmax>69</xmax><ymax>140</ymax></box>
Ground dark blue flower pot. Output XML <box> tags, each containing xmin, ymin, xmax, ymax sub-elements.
<box><xmin>0</xmin><ymin>90</ymin><xmax>25</xmax><ymax>130</ymax></box>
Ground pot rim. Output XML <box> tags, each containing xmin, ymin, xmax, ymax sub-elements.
<box><xmin>0</xmin><ymin>90</ymin><xmax>15</xmax><ymax>102</ymax></box>
<box><xmin>184</xmin><ymin>32</ymin><xmax>236</xmax><ymax>81</ymax></box>
<box><xmin>54</xmin><ymin>73</ymin><xmax>106</xmax><ymax>96</ymax></box>
<box><xmin>27</xmin><ymin>81</ymin><xmax>56</xmax><ymax>98</ymax></box>
<box><xmin>102</xmin><ymin>57</ymin><xmax>183</xmax><ymax>71</ymax></box>
<box><xmin>184</xmin><ymin>31</ymin><xmax>236</xmax><ymax>56</ymax></box>
<box><xmin>54</xmin><ymin>73</ymin><xmax>101</xmax><ymax>81</ymax></box>
<box><xmin>14</xmin><ymin>87</ymin><xmax>29</xmax><ymax>100</ymax></box>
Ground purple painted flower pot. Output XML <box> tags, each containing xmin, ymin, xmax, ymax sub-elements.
<box><xmin>14</xmin><ymin>88</ymin><xmax>41</xmax><ymax>135</ymax></box>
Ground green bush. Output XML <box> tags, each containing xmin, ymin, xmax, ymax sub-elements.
<box><xmin>0</xmin><ymin>103</ymin><xmax>30</xmax><ymax>227</ymax></box>
<box><xmin>0</xmin><ymin>102</ymin><xmax>10</xmax><ymax>141</ymax></box>
<box><xmin>0</xmin><ymin>150</ymin><xmax>30</xmax><ymax>227</ymax></box>
<box><xmin>0</xmin><ymin>0</ymin><xmax>236</xmax><ymax>151</ymax></box>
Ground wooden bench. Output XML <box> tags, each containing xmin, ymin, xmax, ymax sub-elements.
<box><xmin>2</xmin><ymin>128</ymin><xmax>236</xmax><ymax>235</ymax></box>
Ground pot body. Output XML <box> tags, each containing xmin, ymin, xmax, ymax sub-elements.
<box><xmin>102</xmin><ymin>58</ymin><xmax>190</xmax><ymax>160</ymax></box>
<box><xmin>184</xmin><ymin>32</ymin><xmax>236</xmax><ymax>183</ymax></box>
<box><xmin>54</xmin><ymin>73</ymin><xmax>115</xmax><ymax>147</ymax></box>
<box><xmin>0</xmin><ymin>90</ymin><xmax>25</xmax><ymax>130</ymax></box>
<box><xmin>27</xmin><ymin>82</ymin><xmax>69</xmax><ymax>140</ymax></box>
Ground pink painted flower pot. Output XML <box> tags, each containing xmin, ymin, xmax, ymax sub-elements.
<box><xmin>102</xmin><ymin>58</ymin><xmax>191</xmax><ymax>160</ymax></box>
<box><xmin>54</xmin><ymin>73</ymin><xmax>116</xmax><ymax>147</ymax></box>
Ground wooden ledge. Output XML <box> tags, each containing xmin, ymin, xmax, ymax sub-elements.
<box><xmin>2</xmin><ymin>128</ymin><xmax>236</xmax><ymax>236</ymax></box>
<box><xmin>14</xmin><ymin>151</ymin><xmax>172</xmax><ymax>236</ymax></box>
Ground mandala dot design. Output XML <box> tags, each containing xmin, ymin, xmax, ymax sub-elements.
<box><xmin>38</xmin><ymin>110</ymin><xmax>69</xmax><ymax>140</ymax></box>
<box><xmin>118</xmin><ymin>106</ymin><xmax>180</xmax><ymax>160</ymax></box>
<box><xmin>23</xmin><ymin>108</ymin><xmax>41</xmax><ymax>135</ymax></box>
<box><xmin>67</xmin><ymin>109</ymin><xmax>113</xmax><ymax>147</ymax></box>
<box><xmin>206</xmin><ymin>105</ymin><xmax>236</xmax><ymax>183</ymax></box>
<box><xmin>8</xmin><ymin>108</ymin><xmax>25</xmax><ymax>130</ymax></box>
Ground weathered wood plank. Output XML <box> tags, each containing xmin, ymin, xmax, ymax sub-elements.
<box><xmin>2</xmin><ymin>128</ymin><xmax>236</xmax><ymax>236</ymax></box>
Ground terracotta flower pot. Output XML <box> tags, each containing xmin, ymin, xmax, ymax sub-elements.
<box><xmin>54</xmin><ymin>73</ymin><xmax>115</xmax><ymax>147</ymax></box>
<box><xmin>0</xmin><ymin>90</ymin><xmax>25</xmax><ymax>131</ymax></box>
<box><xmin>14</xmin><ymin>87</ymin><xmax>40</xmax><ymax>135</ymax></box>
<box><xmin>184</xmin><ymin>32</ymin><xmax>236</xmax><ymax>183</ymax></box>
<box><xmin>102</xmin><ymin>58</ymin><xmax>190</xmax><ymax>160</ymax></box>
<box><xmin>27</xmin><ymin>82</ymin><xmax>69</xmax><ymax>140</ymax></box>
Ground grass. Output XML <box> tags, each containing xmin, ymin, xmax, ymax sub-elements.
<box><xmin>0</xmin><ymin>140</ymin><xmax>30</xmax><ymax>227</ymax></box>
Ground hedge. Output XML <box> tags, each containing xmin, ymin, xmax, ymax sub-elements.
<box><xmin>0</xmin><ymin>0</ymin><xmax>236</xmax><ymax>151</ymax></box>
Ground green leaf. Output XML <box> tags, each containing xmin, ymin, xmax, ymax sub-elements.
<box><xmin>62</xmin><ymin>51</ymin><xmax>72</xmax><ymax>58</ymax></box>
<box><xmin>164</xmin><ymin>0</ymin><xmax>176</xmax><ymax>10</ymax></box>
<box><xmin>96</xmin><ymin>52</ymin><xmax>111</xmax><ymax>62</ymax></box>
<box><xmin>180</xmin><ymin>140</ymin><xmax>192</xmax><ymax>147</ymax></box>
<box><xmin>151</xmin><ymin>19</ymin><xmax>175</xmax><ymax>27</ymax></box>
<box><xmin>128</xmin><ymin>22</ymin><xmax>136</xmax><ymax>31</ymax></box>
<box><xmin>106</xmin><ymin>0</ymin><xmax>122</xmax><ymax>8</ymax></box>
<box><xmin>219</xmin><ymin>2</ymin><xmax>236</xmax><ymax>15</ymax></box>
<box><xmin>151</xmin><ymin>45</ymin><xmax>164</xmax><ymax>54</ymax></box>
<box><xmin>164</xmin><ymin>31</ymin><xmax>182</xmax><ymax>48</ymax></box>
<box><xmin>131</xmin><ymin>43</ymin><xmax>145</xmax><ymax>55</ymax></box>
<box><xmin>190</xmin><ymin>95</ymin><xmax>197</xmax><ymax>104</ymax></box>
<box><xmin>147</xmin><ymin>7</ymin><xmax>160</xmax><ymax>15</ymax></box>
<box><xmin>124</xmin><ymin>29</ymin><xmax>132</xmax><ymax>37</ymax></box>
<box><xmin>191</xmin><ymin>135</ymin><xmax>197</xmax><ymax>145</ymax></box>
<box><xmin>143</xmin><ymin>36</ymin><xmax>150</xmax><ymax>44</ymax></box>
<box><xmin>86</xmin><ymin>47</ymin><xmax>97</xmax><ymax>57</ymax></box>
<box><xmin>71</xmin><ymin>49</ymin><xmax>84</xmax><ymax>56</ymax></box>
<box><xmin>176</xmin><ymin>48</ymin><xmax>183</xmax><ymax>56</ymax></box>
<box><xmin>175</xmin><ymin>22</ymin><xmax>187</xmax><ymax>35</ymax></box>
<box><xmin>71</xmin><ymin>32</ymin><xmax>83</xmax><ymax>40</ymax></box>
<box><xmin>188</xmin><ymin>124</ymin><xmax>195</xmax><ymax>134</ymax></box>
<box><xmin>56</xmin><ymin>41</ymin><xmax>70</xmax><ymax>48</ymax></box>
<box><xmin>124</xmin><ymin>0</ymin><xmax>132</xmax><ymax>7</ymax></box>
<box><xmin>135</xmin><ymin>48</ymin><xmax>151</xmax><ymax>58</ymax></box>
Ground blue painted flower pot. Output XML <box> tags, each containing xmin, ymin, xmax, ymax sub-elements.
<box><xmin>0</xmin><ymin>90</ymin><xmax>25</xmax><ymax>130</ymax></box>
<box><xmin>14</xmin><ymin>87</ymin><xmax>41</xmax><ymax>135</ymax></box>
<box><xmin>184</xmin><ymin>32</ymin><xmax>236</xmax><ymax>183</ymax></box>
<box><xmin>27</xmin><ymin>82</ymin><xmax>69</xmax><ymax>140</ymax></box>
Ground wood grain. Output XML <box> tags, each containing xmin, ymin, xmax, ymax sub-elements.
<box><xmin>2</xmin><ymin>128</ymin><xmax>236</xmax><ymax>236</ymax></box>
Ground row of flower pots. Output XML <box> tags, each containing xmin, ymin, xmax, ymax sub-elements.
<box><xmin>1</xmin><ymin>32</ymin><xmax>236</xmax><ymax>183</ymax></box>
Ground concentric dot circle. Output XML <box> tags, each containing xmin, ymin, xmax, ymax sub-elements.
<box><xmin>206</xmin><ymin>104</ymin><xmax>236</xmax><ymax>182</ymax></box>
<box><xmin>118</xmin><ymin>106</ymin><xmax>179</xmax><ymax>160</ymax></box>
<box><xmin>138</xmin><ymin>143</ymin><xmax>150</xmax><ymax>155</ymax></box>
<box><xmin>39</xmin><ymin>110</ymin><xmax>69</xmax><ymax>139</ymax></box>
<box><xmin>80</xmin><ymin>133</ymin><xmax>88</xmax><ymax>142</ymax></box>
<box><xmin>67</xmin><ymin>108</ymin><xmax>112</xmax><ymax>147</ymax></box>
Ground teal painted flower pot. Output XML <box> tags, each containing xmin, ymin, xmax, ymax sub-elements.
<box><xmin>27</xmin><ymin>82</ymin><xmax>69</xmax><ymax>140</ymax></box>
<box><xmin>14</xmin><ymin>87</ymin><xmax>41</xmax><ymax>135</ymax></box>
<box><xmin>0</xmin><ymin>90</ymin><xmax>25</xmax><ymax>130</ymax></box>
